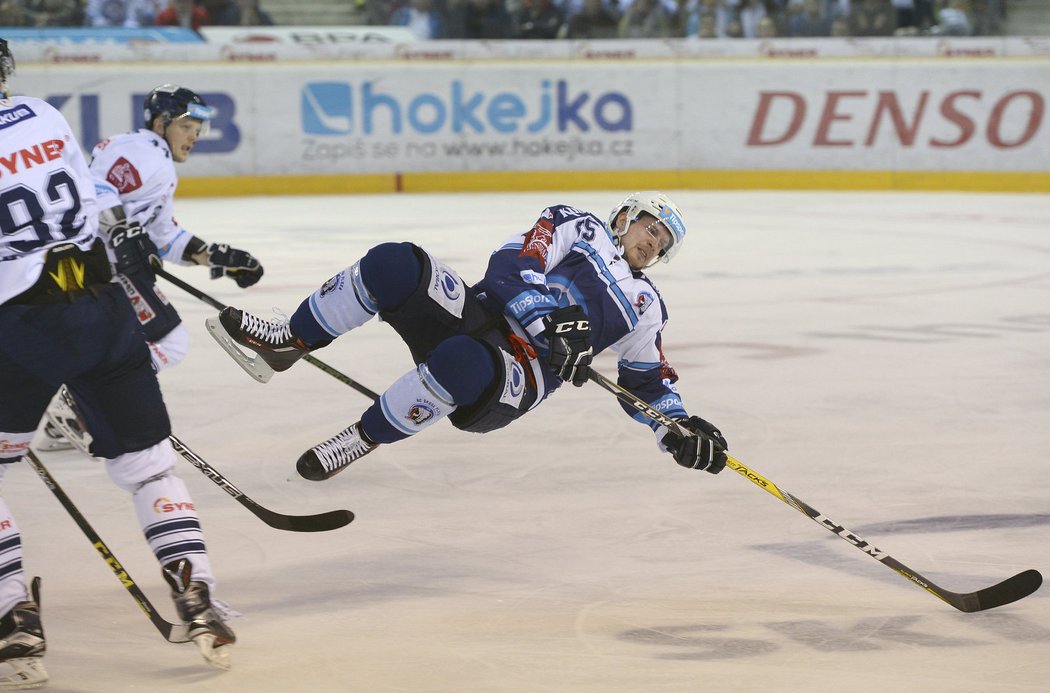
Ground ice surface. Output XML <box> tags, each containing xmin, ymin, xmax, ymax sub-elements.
<box><xmin>13</xmin><ymin>191</ymin><xmax>1049</xmax><ymax>692</ymax></box>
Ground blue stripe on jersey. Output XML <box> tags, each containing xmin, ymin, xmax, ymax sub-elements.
<box><xmin>572</xmin><ymin>240</ymin><xmax>637</xmax><ymax>329</ymax></box>
<box><xmin>619</xmin><ymin>358</ymin><xmax>663</xmax><ymax>371</ymax></box>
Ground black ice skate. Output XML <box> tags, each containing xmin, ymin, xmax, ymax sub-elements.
<box><xmin>0</xmin><ymin>578</ymin><xmax>47</xmax><ymax>689</ymax></box>
<box><xmin>162</xmin><ymin>559</ymin><xmax>236</xmax><ymax>670</ymax></box>
<box><xmin>205</xmin><ymin>307</ymin><xmax>311</xmax><ymax>383</ymax></box>
<box><xmin>297</xmin><ymin>422</ymin><xmax>378</xmax><ymax>481</ymax></box>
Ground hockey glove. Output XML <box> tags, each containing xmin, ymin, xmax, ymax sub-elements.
<box><xmin>207</xmin><ymin>243</ymin><xmax>264</xmax><ymax>288</ymax></box>
<box><xmin>110</xmin><ymin>220</ymin><xmax>159</xmax><ymax>279</ymax></box>
<box><xmin>662</xmin><ymin>416</ymin><xmax>728</xmax><ymax>474</ymax></box>
<box><xmin>541</xmin><ymin>305</ymin><xmax>593</xmax><ymax>387</ymax></box>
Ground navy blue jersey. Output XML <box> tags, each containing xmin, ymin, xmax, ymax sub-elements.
<box><xmin>476</xmin><ymin>204</ymin><xmax>688</xmax><ymax>431</ymax></box>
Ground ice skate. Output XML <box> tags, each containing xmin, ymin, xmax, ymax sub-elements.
<box><xmin>34</xmin><ymin>421</ymin><xmax>72</xmax><ymax>453</ymax></box>
<box><xmin>206</xmin><ymin>307</ymin><xmax>311</xmax><ymax>383</ymax></box>
<box><xmin>297</xmin><ymin>422</ymin><xmax>378</xmax><ymax>481</ymax></box>
<box><xmin>37</xmin><ymin>387</ymin><xmax>92</xmax><ymax>455</ymax></box>
<box><xmin>162</xmin><ymin>560</ymin><xmax>236</xmax><ymax>670</ymax></box>
<box><xmin>0</xmin><ymin>579</ymin><xmax>47</xmax><ymax>690</ymax></box>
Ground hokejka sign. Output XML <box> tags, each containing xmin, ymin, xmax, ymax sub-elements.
<box><xmin>13</xmin><ymin>37</ymin><xmax>1050</xmax><ymax>192</ymax></box>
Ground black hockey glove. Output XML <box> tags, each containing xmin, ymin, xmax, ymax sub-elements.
<box><xmin>109</xmin><ymin>220</ymin><xmax>159</xmax><ymax>279</ymax></box>
<box><xmin>541</xmin><ymin>305</ymin><xmax>593</xmax><ymax>387</ymax></box>
<box><xmin>662</xmin><ymin>416</ymin><xmax>728</xmax><ymax>474</ymax></box>
<box><xmin>207</xmin><ymin>243</ymin><xmax>264</xmax><ymax>288</ymax></box>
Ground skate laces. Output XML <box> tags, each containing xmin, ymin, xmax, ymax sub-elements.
<box><xmin>313</xmin><ymin>426</ymin><xmax>373</xmax><ymax>472</ymax></box>
<box><xmin>238</xmin><ymin>310</ymin><xmax>292</xmax><ymax>346</ymax></box>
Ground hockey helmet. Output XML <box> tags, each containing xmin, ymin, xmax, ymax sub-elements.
<box><xmin>607</xmin><ymin>191</ymin><xmax>687</xmax><ymax>265</ymax></box>
<box><xmin>0</xmin><ymin>39</ymin><xmax>14</xmax><ymax>99</ymax></box>
<box><xmin>143</xmin><ymin>84</ymin><xmax>214</xmax><ymax>131</ymax></box>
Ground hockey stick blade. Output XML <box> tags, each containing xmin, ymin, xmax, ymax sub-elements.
<box><xmin>169</xmin><ymin>435</ymin><xmax>354</xmax><ymax>532</ymax></box>
<box><xmin>25</xmin><ymin>450</ymin><xmax>192</xmax><ymax>643</ymax></box>
<box><xmin>587</xmin><ymin>369</ymin><xmax>1043</xmax><ymax>613</ymax></box>
<box><xmin>204</xmin><ymin>315</ymin><xmax>275</xmax><ymax>383</ymax></box>
<box><xmin>947</xmin><ymin>568</ymin><xmax>1042</xmax><ymax>613</ymax></box>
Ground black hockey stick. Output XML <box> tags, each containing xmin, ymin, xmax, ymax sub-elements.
<box><xmin>587</xmin><ymin>369</ymin><xmax>1043</xmax><ymax>613</ymax></box>
<box><xmin>24</xmin><ymin>449</ymin><xmax>191</xmax><ymax>643</ymax></box>
<box><xmin>42</xmin><ymin>386</ymin><xmax>353</xmax><ymax>533</ymax></box>
<box><xmin>155</xmin><ymin>267</ymin><xmax>380</xmax><ymax>400</ymax></box>
<box><xmin>169</xmin><ymin>435</ymin><xmax>354</xmax><ymax>533</ymax></box>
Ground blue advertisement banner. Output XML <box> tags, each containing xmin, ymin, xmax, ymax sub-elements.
<box><xmin>3</xmin><ymin>27</ymin><xmax>204</xmax><ymax>44</ymax></box>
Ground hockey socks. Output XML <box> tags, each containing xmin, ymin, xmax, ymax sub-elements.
<box><xmin>132</xmin><ymin>474</ymin><xmax>216</xmax><ymax>591</ymax></box>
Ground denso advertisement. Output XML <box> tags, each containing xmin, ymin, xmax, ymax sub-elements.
<box><xmin>15</xmin><ymin>57</ymin><xmax>1049</xmax><ymax>184</ymax></box>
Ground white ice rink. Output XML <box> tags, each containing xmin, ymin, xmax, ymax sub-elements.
<box><xmin>12</xmin><ymin>190</ymin><xmax>1050</xmax><ymax>692</ymax></box>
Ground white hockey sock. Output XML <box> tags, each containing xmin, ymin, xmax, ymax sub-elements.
<box><xmin>376</xmin><ymin>364</ymin><xmax>459</xmax><ymax>438</ymax></box>
<box><xmin>0</xmin><ymin>496</ymin><xmax>28</xmax><ymax>616</ymax></box>
<box><xmin>132</xmin><ymin>474</ymin><xmax>216</xmax><ymax>590</ymax></box>
<box><xmin>305</xmin><ymin>261</ymin><xmax>378</xmax><ymax>337</ymax></box>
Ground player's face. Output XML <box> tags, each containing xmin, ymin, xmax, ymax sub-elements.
<box><xmin>164</xmin><ymin>117</ymin><xmax>204</xmax><ymax>163</ymax></box>
<box><xmin>621</xmin><ymin>215</ymin><xmax>673</xmax><ymax>270</ymax></box>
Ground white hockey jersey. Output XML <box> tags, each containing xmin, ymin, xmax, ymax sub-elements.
<box><xmin>89</xmin><ymin>129</ymin><xmax>195</xmax><ymax>265</ymax></box>
<box><xmin>0</xmin><ymin>96</ymin><xmax>100</xmax><ymax>304</ymax></box>
<box><xmin>477</xmin><ymin>203</ymin><xmax>689</xmax><ymax>428</ymax></box>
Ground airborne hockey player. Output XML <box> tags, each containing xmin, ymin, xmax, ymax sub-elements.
<box><xmin>211</xmin><ymin>192</ymin><xmax>729</xmax><ymax>481</ymax></box>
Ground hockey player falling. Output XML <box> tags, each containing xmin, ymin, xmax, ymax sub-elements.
<box><xmin>211</xmin><ymin>192</ymin><xmax>729</xmax><ymax>481</ymax></box>
<box><xmin>0</xmin><ymin>41</ymin><xmax>235</xmax><ymax>683</ymax></box>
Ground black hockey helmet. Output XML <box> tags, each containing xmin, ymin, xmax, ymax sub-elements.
<box><xmin>143</xmin><ymin>83</ymin><xmax>214</xmax><ymax>130</ymax></box>
<box><xmin>0</xmin><ymin>39</ymin><xmax>14</xmax><ymax>99</ymax></box>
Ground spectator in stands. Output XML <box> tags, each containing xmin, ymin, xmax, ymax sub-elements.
<box><xmin>513</xmin><ymin>0</ymin><xmax>564</xmax><ymax>38</ymax></box>
<box><xmin>155</xmin><ymin>0</ymin><xmax>210</xmax><ymax>30</ymax></box>
<box><xmin>7</xmin><ymin>0</ymin><xmax>84</xmax><ymax>25</ymax></box>
<box><xmin>564</xmin><ymin>0</ymin><xmax>620</xmax><ymax>38</ymax></box>
<box><xmin>391</xmin><ymin>0</ymin><xmax>444</xmax><ymax>38</ymax></box>
<box><xmin>756</xmin><ymin>11</ymin><xmax>776</xmax><ymax>34</ymax></box>
<box><xmin>684</xmin><ymin>0</ymin><xmax>733</xmax><ymax>37</ymax></box>
<box><xmin>847</xmin><ymin>0</ymin><xmax>896</xmax><ymax>35</ymax></box>
<box><xmin>618</xmin><ymin>0</ymin><xmax>674</xmax><ymax>37</ymax></box>
<box><xmin>785</xmin><ymin>0</ymin><xmax>831</xmax><ymax>35</ymax></box>
<box><xmin>929</xmin><ymin>0</ymin><xmax>970</xmax><ymax>34</ymax></box>
<box><xmin>84</xmin><ymin>0</ymin><xmax>160</xmax><ymax>26</ymax></box>
<box><xmin>445</xmin><ymin>0</ymin><xmax>513</xmax><ymax>38</ymax></box>
<box><xmin>226</xmin><ymin>0</ymin><xmax>273</xmax><ymax>24</ymax></box>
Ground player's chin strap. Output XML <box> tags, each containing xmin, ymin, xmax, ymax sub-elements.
<box><xmin>153</xmin><ymin>264</ymin><xmax>380</xmax><ymax>399</ymax></box>
<box><xmin>585</xmin><ymin>369</ymin><xmax>1042</xmax><ymax>613</ymax></box>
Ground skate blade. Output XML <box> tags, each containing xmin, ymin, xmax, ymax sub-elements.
<box><xmin>205</xmin><ymin>316</ymin><xmax>275</xmax><ymax>384</ymax></box>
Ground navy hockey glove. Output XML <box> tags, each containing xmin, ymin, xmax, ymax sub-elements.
<box><xmin>110</xmin><ymin>220</ymin><xmax>159</xmax><ymax>279</ymax></box>
<box><xmin>542</xmin><ymin>305</ymin><xmax>593</xmax><ymax>387</ymax></box>
<box><xmin>207</xmin><ymin>243</ymin><xmax>264</xmax><ymax>288</ymax></box>
<box><xmin>662</xmin><ymin>416</ymin><xmax>728</xmax><ymax>474</ymax></box>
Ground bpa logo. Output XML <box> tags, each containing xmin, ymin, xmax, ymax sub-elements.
<box><xmin>301</xmin><ymin>82</ymin><xmax>352</xmax><ymax>135</ymax></box>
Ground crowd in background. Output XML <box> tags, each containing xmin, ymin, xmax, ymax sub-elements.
<box><xmin>0</xmin><ymin>0</ymin><xmax>1008</xmax><ymax>39</ymax></box>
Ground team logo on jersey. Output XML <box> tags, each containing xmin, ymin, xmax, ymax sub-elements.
<box><xmin>635</xmin><ymin>290</ymin><xmax>655</xmax><ymax>315</ymax></box>
<box><xmin>407</xmin><ymin>402</ymin><xmax>436</xmax><ymax>426</ymax></box>
<box><xmin>521</xmin><ymin>219</ymin><xmax>554</xmax><ymax>264</ymax></box>
<box><xmin>0</xmin><ymin>104</ymin><xmax>35</xmax><ymax>130</ymax></box>
<box><xmin>320</xmin><ymin>273</ymin><xmax>344</xmax><ymax>297</ymax></box>
<box><xmin>440</xmin><ymin>270</ymin><xmax>461</xmax><ymax>301</ymax></box>
<box><xmin>106</xmin><ymin>157</ymin><xmax>142</xmax><ymax>194</ymax></box>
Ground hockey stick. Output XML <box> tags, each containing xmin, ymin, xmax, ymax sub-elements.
<box><xmin>23</xmin><ymin>449</ymin><xmax>191</xmax><ymax>643</ymax></box>
<box><xmin>155</xmin><ymin>267</ymin><xmax>380</xmax><ymax>399</ymax></box>
<box><xmin>168</xmin><ymin>434</ymin><xmax>354</xmax><ymax>532</ymax></box>
<box><xmin>587</xmin><ymin>369</ymin><xmax>1043</xmax><ymax>613</ymax></box>
<box><xmin>44</xmin><ymin>387</ymin><xmax>353</xmax><ymax>533</ymax></box>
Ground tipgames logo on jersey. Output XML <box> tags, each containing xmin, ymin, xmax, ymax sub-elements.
<box><xmin>300</xmin><ymin>79</ymin><xmax>633</xmax><ymax>137</ymax></box>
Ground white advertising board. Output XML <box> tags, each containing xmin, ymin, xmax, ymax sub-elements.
<box><xmin>15</xmin><ymin>54</ymin><xmax>1049</xmax><ymax>184</ymax></box>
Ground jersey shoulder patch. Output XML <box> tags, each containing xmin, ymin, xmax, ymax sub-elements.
<box><xmin>106</xmin><ymin>156</ymin><xmax>142</xmax><ymax>194</ymax></box>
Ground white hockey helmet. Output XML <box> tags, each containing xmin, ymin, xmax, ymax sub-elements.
<box><xmin>607</xmin><ymin>191</ymin><xmax>686</xmax><ymax>265</ymax></box>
